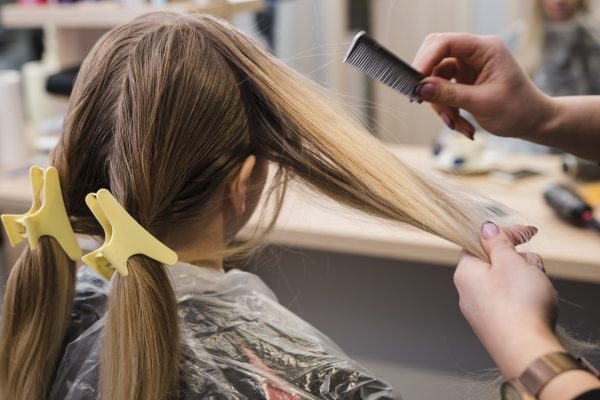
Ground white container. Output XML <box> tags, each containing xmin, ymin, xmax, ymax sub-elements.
<box><xmin>0</xmin><ymin>70</ymin><xmax>28</xmax><ymax>166</ymax></box>
<box><xmin>21</xmin><ymin>60</ymin><xmax>61</xmax><ymax>125</ymax></box>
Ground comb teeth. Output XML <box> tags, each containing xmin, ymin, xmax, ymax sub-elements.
<box><xmin>344</xmin><ymin>31</ymin><xmax>423</xmax><ymax>102</ymax></box>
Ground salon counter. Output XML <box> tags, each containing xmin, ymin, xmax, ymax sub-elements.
<box><xmin>240</xmin><ymin>146</ymin><xmax>600</xmax><ymax>282</ymax></box>
<box><xmin>1</xmin><ymin>145</ymin><xmax>599</xmax><ymax>282</ymax></box>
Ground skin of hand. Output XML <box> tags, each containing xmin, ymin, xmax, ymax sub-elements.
<box><xmin>454</xmin><ymin>222</ymin><xmax>562</xmax><ymax>379</ymax></box>
<box><xmin>455</xmin><ymin>222</ymin><xmax>600</xmax><ymax>399</ymax></box>
<box><xmin>411</xmin><ymin>33</ymin><xmax>555</xmax><ymax>141</ymax></box>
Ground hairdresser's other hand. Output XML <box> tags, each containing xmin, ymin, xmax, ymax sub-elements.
<box><xmin>454</xmin><ymin>222</ymin><xmax>563</xmax><ymax>379</ymax></box>
<box><xmin>412</xmin><ymin>33</ymin><xmax>555</xmax><ymax>141</ymax></box>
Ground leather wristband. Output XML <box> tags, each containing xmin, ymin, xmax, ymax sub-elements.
<box><xmin>502</xmin><ymin>352</ymin><xmax>600</xmax><ymax>399</ymax></box>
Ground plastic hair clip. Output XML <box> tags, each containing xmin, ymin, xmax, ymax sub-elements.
<box><xmin>1</xmin><ymin>166</ymin><xmax>82</xmax><ymax>260</ymax></box>
<box><xmin>81</xmin><ymin>189</ymin><xmax>178</xmax><ymax>280</ymax></box>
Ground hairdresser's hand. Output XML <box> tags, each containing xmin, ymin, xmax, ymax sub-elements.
<box><xmin>412</xmin><ymin>33</ymin><xmax>555</xmax><ymax>141</ymax></box>
<box><xmin>454</xmin><ymin>222</ymin><xmax>563</xmax><ymax>379</ymax></box>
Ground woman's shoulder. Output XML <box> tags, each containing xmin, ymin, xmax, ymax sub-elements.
<box><xmin>578</xmin><ymin>22</ymin><xmax>600</xmax><ymax>48</ymax></box>
<box><xmin>52</xmin><ymin>265</ymin><xmax>399</xmax><ymax>399</ymax></box>
<box><xmin>175</xmin><ymin>268</ymin><xmax>399</xmax><ymax>399</ymax></box>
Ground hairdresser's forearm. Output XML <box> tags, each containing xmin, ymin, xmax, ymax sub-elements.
<box><xmin>530</xmin><ymin>96</ymin><xmax>600</xmax><ymax>160</ymax></box>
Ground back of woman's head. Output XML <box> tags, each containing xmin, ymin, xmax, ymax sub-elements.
<box><xmin>2</xmin><ymin>13</ymin><xmax>258</xmax><ymax>400</ymax></box>
<box><xmin>53</xmin><ymin>14</ymin><xmax>262</xmax><ymax>399</ymax></box>
<box><xmin>2</xmin><ymin>12</ymin><xmax>518</xmax><ymax>400</ymax></box>
<box><xmin>56</xmin><ymin>13</ymin><xmax>254</xmax><ymax>231</ymax></box>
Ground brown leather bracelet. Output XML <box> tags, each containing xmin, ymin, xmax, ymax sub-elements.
<box><xmin>501</xmin><ymin>352</ymin><xmax>600</xmax><ymax>400</ymax></box>
<box><xmin>521</xmin><ymin>352</ymin><xmax>582</xmax><ymax>395</ymax></box>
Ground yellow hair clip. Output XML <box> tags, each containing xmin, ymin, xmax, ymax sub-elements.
<box><xmin>81</xmin><ymin>189</ymin><xmax>178</xmax><ymax>280</ymax></box>
<box><xmin>1</xmin><ymin>166</ymin><xmax>82</xmax><ymax>261</ymax></box>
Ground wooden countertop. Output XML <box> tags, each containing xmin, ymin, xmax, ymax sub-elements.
<box><xmin>1</xmin><ymin>146</ymin><xmax>599</xmax><ymax>282</ymax></box>
<box><xmin>240</xmin><ymin>146</ymin><xmax>600</xmax><ymax>282</ymax></box>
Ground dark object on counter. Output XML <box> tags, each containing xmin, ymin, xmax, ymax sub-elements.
<box><xmin>46</xmin><ymin>67</ymin><xmax>79</xmax><ymax>96</ymax></box>
<box><xmin>544</xmin><ymin>183</ymin><xmax>600</xmax><ymax>232</ymax></box>
<box><xmin>563</xmin><ymin>154</ymin><xmax>600</xmax><ymax>181</ymax></box>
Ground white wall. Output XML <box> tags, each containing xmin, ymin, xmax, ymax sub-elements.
<box><xmin>272</xmin><ymin>0</ymin><xmax>371</xmax><ymax>123</ymax></box>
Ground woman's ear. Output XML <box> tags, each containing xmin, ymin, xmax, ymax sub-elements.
<box><xmin>228</xmin><ymin>155</ymin><xmax>257</xmax><ymax>217</ymax></box>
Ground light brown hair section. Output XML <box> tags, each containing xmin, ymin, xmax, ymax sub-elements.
<box><xmin>0</xmin><ymin>238</ymin><xmax>76</xmax><ymax>399</ymax></box>
<box><xmin>1</xmin><ymin>12</ymin><xmax>516</xmax><ymax>399</ymax></box>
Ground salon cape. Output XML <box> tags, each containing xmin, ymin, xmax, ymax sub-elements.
<box><xmin>48</xmin><ymin>263</ymin><xmax>398</xmax><ymax>399</ymax></box>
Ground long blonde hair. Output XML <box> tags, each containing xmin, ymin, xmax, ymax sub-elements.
<box><xmin>518</xmin><ymin>0</ymin><xmax>590</xmax><ymax>76</ymax></box>
<box><xmin>1</xmin><ymin>12</ymin><xmax>518</xmax><ymax>399</ymax></box>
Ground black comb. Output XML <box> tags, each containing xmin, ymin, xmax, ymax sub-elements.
<box><xmin>343</xmin><ymin>31</ymin><xmax>423</xmax><ymax>102</ymax></box>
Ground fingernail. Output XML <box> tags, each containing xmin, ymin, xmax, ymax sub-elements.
<box><xmin>464</xmin><ymin>127</ymin><xmax>475</xmax><ymax>141</ymax></box>
<box><xmin>416</xmin><ymin>83</ymin><xmax>436</xmax><ymax>100</ymax></box>
<box><xmin>441</xmin><ymin>113</ymin><xmax>454</xmax><ymax>130</ymax></box>
<box><xmin>528</xmin><ymin>226</ymin><xmax>539</xmax><ymax>236</ymax></box>
<box><xmin>482</xmin><ymin>221</ymin><xmax>500</xmax><ymax>239</ymax></box>
<box><xmin>537</xmin><ymin>260</ymin><xmax>546</xmax><ymax>274</ymax></box>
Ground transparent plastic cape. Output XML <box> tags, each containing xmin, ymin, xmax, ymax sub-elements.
<box><xmin>49</xmin><ymin>263</ymin><xmax>399</xmax><ymax>399</ymax></box>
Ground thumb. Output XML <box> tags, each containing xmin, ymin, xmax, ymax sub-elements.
<box><xmin>417</xmin><ymin>77</ymin><xmax>478</xmax><ymax>109</ymax></box>
<box><xmin>480</xmin><ymin>221</ymin><xmax>523</xmax><ymax>267</ymax></box>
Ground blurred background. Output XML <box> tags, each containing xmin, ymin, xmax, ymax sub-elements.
<box><xmin>2</xmin><ymin>0</ymin><xmax>600</xmax><ymax>152</ymax></box>
<box><xmin>1</xmin><ymin>1</ymin><xmax>600</xmax><ymax>399</ymax></box>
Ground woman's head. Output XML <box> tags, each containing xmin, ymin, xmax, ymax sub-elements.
<box><xmin>54</xmin><ymin>13</ymin><xmax>270</xmax><ymax>251</ymax></box>
<box><xmin>2</xmin><ymin>12</ymin><xmax>520</xmax><ymax>400</ymax></box>
<box><xmin>519</xmin><ymin>0</ymin><xmax>591</xmax><ymax>75</ymax></box>
<box><xmin>540</xmin><ymin>0</ymin><xmax>588</xmax><ymax>22</ymax></box>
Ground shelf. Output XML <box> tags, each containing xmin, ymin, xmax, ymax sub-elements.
<box><xmin>0</xmin><ymin>0</ymin><xmax>264</xmax><ymax>28</ymax></box>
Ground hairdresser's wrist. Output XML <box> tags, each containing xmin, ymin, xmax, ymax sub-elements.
<box><xmin>495</xmin><ymin>327</ymin><xmax>600</xmax><ymax>400</ymax></box>
<box><xmin>518</xmin><ymin>92</ymin><xmax>559</xmax><ymax>143</ymax></box>
<box><xmin>489</xmin><ymin>325</ymin><xmax>564</xmax><ymax>380</ymax></box>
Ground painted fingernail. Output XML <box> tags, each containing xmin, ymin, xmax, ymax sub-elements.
<box><xmin>464</xmin><ymin>127</ymin><xmax>475</xmax><ymax>141</ymax></box>
<box><xmin>441</xmin><ymin>113</ymin><xmax>454</xmax><ymax>130</ymax></box>
<box><xmin>416</xmin><ymin>83</ymin><xmax>436</xmax><ymax>100</ymax></box>
<box><xmin>482</xmin><ymin>221</ymin><xmax>500</xmax><ymax>239</ymax></box>
<box><xmin>537</xmin><ymin>260</ymin><xmax>546</xmax><ymax>273</ymax></box>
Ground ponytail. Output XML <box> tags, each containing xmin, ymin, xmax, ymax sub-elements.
<box><xmin>101</xmin><ymin>258</ymin><xmax>179</xmax><ymax>399</ymax></box>
<box><xmin>0</xmin><ymin>166</ymin><xmax>80</xmax><ymax>400</ymax></box>
<box><xmin>0</xmin><ymin>238</ymin><xmax>76</xmax><ymax>399</ymax></box>
<box><xmin>77</xmin><ymin>188</ymin><xmax>181</xmax><ymax>400</ymax></box>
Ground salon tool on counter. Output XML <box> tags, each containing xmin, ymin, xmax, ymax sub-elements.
<box><xmin>47</xmin><ymin>67</ymin><xmax>79</xmax><ymax>96</ymax></box>
<box><xmin>343</xmin><ymin>31</ymin><xmax>423</xmax><ymax>102</ymax></box>
<box><xmin>544</xmin><ymin>183</ymin><xmax>600</xmax><ymax>232</ymax></box>
<box><xmin>491</xmin><ymin>167</ymin><xmax>542</xmax><ymax>183</ymax></box>
<box><xmin>562</xmin><ymin>154</ymin><xmax>600</xmax><ymax>181</ymax></box>
<box><xmin>431</xmin><ymin>133</ymin><xmax>494</xmax><ymax>174</ymax></box>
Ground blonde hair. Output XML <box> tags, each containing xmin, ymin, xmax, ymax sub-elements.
<box><xmin>0</xmin><ymin>238</ymin><xmax>75</xmax><ymax>399</ymax></box>
<box><xmin>1</xmin><ymin>12</ymin><xmax>519</xmax><ymax>399</ymax></box>
<box><xmin>518</xmin><ymin>0</ymin><xmax>590</xmax><ymax>76</ymax></box>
